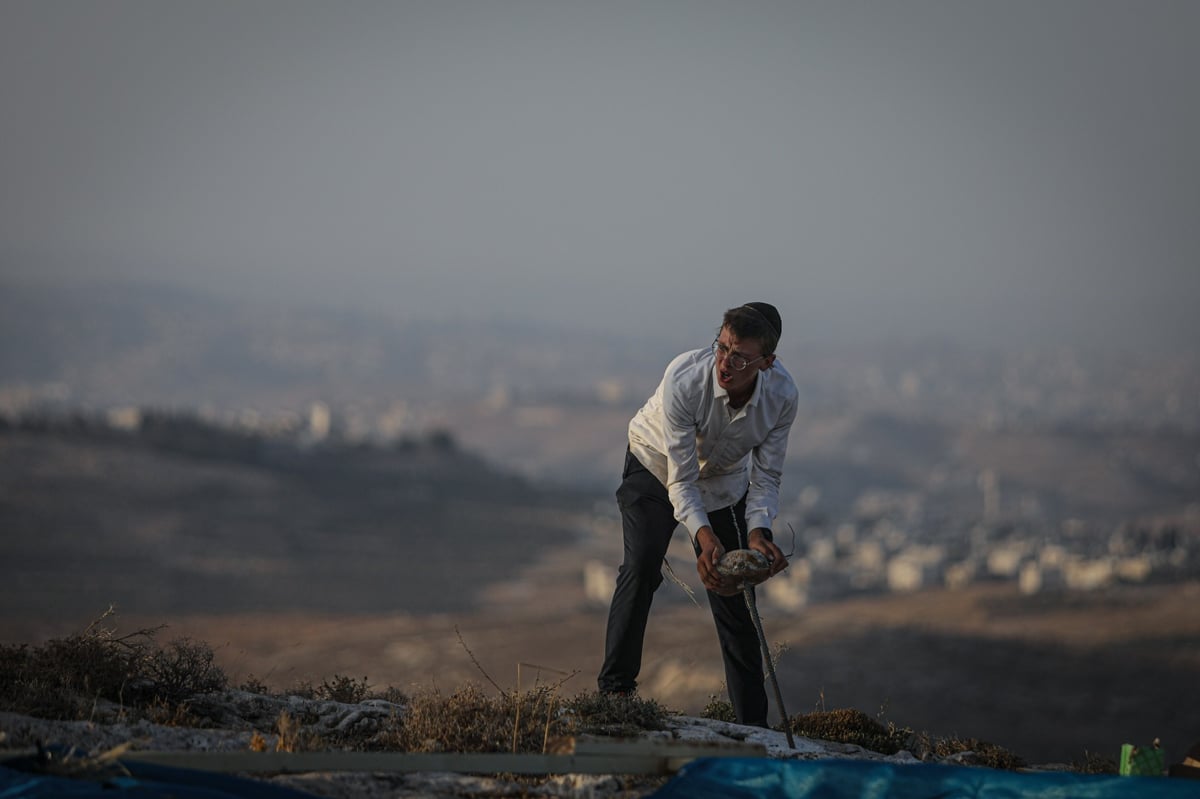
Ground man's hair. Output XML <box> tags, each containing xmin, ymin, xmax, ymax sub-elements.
<box><xmin>721</xmin><ymin>302</ymin><xmax>782</xmax><ymax>356</ymax></box>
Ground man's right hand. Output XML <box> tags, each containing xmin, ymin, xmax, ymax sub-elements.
<box><xmin>695</xmin><ymin>527</ymin><xmax>733</xmax><ymax>594</ymax></box>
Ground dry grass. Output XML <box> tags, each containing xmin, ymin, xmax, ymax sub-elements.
<box><xmin>367</xmin><ymin>684</ymin><xmax>670</xmax><ymax>753</ymax></box>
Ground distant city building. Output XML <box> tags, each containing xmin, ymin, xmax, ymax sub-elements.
<box><xmin>886</xmin><ymin>545</ymin><xmax>945</xmax><ymax>593</ymax></box>
<box><xmin>307</xmin><ymin>401</ymin><xmax>331</xmax><ymax>442</ymax></box>
<box><xmin>1063</xmin><ymin>558</ymin><xmax>1114</xmax><ymax>591</ymax></box>
<box><xmin>106</xmin><ymin>406</ymin><xmax>142</xmax><ymax>431</ymax></box>
<box><xmin>583</xmin><ymin>560</ymin><xmax>614</xmax><ymax>605</ymax></box>
<box><xmin>987</xmin><ymin>543</ymin><xmax>1028</xmax><ymax>579</ymax></box>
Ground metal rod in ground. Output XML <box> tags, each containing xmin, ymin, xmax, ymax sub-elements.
<box><xmin>743</xmin><ymin>584</ymin><xmax>796</xmax><ymax>749</ymax></box>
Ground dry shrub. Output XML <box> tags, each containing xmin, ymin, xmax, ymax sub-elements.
<box><xmin>701</xmin><ymin>694</ymin><xmax>736</xmax><ymax>723</ymax></box>
<box><xmin>316</xmin><ymin>674</ymin><xmax>371</xmax><ymax>704</ymax></box>
<box><xmin>560</xmin><ymin>691</ymin><xmax>669</xmax><ymax>737</ymax></box>
<box><xmin>239</xmin><ymin>674</ymin><xmax>271</xmax><ymax>695</ymax></box>
<box><xmin>0</xmin><ymin>609</ymin><xmax>227</xmax><ymax>721</ymax></box>
<box><xmin>790</xmin><ymin>708</ymin><xmax>913</xmax><ymax>755</ymax></box>
<box><xmin>918</xmin><ymin>734</ymin><xmax>1026</xmax><ymax>770</ymax></box>
<box><xmin>142</xmin><ymin>638</ymin><xmax>227</xmax><ymax>705</ymax></box>
<box><xmin>1072</xmin><ymin>750</ymin><xmax>1117</xmax><ymax>775</ymax></box>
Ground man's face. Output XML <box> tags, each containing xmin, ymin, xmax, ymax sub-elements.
<box><xmin>713</xmin><ymin>326</ymin><xmax>773</xmax><ymax>396</ymax></box>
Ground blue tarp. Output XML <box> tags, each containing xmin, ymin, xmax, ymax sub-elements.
<box><xmin>652</xmin><ymin>758</ymin><xmax>1200</xmax><ymax>799</ymax></box>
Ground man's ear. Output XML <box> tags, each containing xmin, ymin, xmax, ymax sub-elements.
<box><xmin>760</xmin><ymin>354</ymin><xmax>776</xmax><ymax>371</ymax></box>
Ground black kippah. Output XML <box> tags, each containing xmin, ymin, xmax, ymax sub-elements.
<box><xmin>741</xmin><ymin>302</ymin><xmax>781</xmax><ymax>339</ymax></box>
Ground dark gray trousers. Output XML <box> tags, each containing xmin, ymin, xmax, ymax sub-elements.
<box><xmin>597</xmin><ymin>448</ymin><xmax>769</xmax><ymax>727</ymax></box>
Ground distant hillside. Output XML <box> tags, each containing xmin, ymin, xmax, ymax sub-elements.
<box><xmin>0</xmin><ymin>276</ymin><xmax>673</xmax><ymax>412</ymax></box>
<box><xmin>0</xmin><ymin>413</ymin><xmax>596</xmax><ymax>622</ymax></box>
<box><xmin>5</xmin><ymin>276</ymin><xmax>1197</xmax><ymax>440</ymax></box>
<box><xmin>3</xmin><ymin>275</ymin><xmax>1197</xmax><ymax>533</ymax></box>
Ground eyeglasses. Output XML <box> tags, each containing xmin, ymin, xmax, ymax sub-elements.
<box><xmin>712</xmin><ymin>339</ymin><xmax>766</xmax><ymax>371</ymax></box>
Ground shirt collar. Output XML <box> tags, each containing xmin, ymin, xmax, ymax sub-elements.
<box><xmin>711</xmin><ymin>362</ymin><xmax>763</xmax><ymax>408</ymax></box>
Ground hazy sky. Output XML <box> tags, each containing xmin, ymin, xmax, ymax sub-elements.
<box><xmin>3</xmin><ymin>1</ymin><xmax>1197</xmax><ymax>352</ymax></box>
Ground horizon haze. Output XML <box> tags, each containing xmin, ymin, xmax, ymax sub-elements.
<box><xmin>2</xmin><ymin>1</ymin><xmax>1198</xmax><ymax>354</ymax></box>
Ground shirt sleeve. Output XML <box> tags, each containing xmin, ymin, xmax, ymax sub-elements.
<box><xmin>660</xmin><ymin>365</ymin><xmax>711</xmax><ymax>537</ymax></box>
<box><xmin>744</xmin><ymin>391</ymin><xmax>798</xmax><ymax>532</ymax></box>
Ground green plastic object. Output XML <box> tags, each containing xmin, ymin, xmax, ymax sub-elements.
<box><xmin>1121</xmin><ymin>742</ymin><xmax>1166</xmax><ymax>777</ymax></box>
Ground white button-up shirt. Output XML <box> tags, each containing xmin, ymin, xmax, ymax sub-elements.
<box><xmin>627</xmin><ymin>346</ymin><xmax>798</xmax><ymax>537</ymax></box>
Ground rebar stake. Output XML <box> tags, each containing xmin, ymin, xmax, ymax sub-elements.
<box><xmin>740</xmin><ymin>580</ymin><xmax>795</xmax><ymax>749</ymax></box>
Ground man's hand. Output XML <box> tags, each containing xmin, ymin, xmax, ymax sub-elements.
<box><xmin>749</xmin><ymin>528</ymin><xmax>788</xmax><ymax>576</ymax></box>
<box><xmin>695</xmin><ymin>527</ymin><xmax>734</xmax><ymax>594</ymax></box>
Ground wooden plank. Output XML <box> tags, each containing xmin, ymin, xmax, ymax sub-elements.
<box><xmin>121</xmin><ymin>750</ymin><xmax>676</xmax><ymax>775</ymax></box>
<box><xmin>3</xmin><ymin>738</ymin><xmax>767</xmax><ymax>776</ymax></box>
<box><xmin>572</xmin><ymin>739</ymin><xmax>766</xmax><ymax>758</ymax></box>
